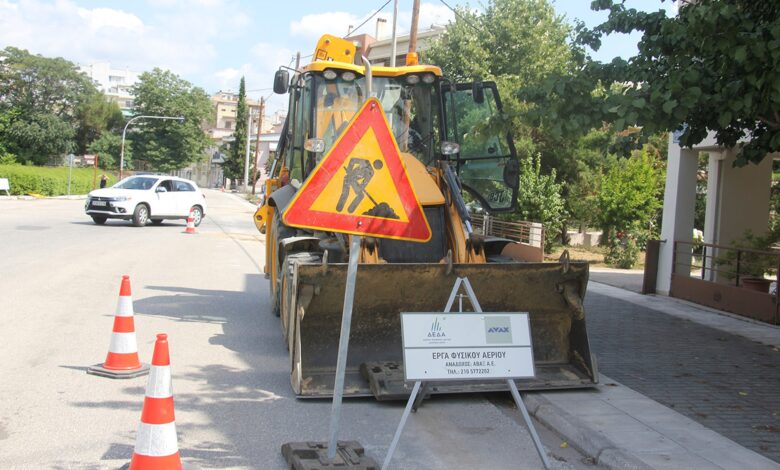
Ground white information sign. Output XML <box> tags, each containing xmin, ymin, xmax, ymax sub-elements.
<box><xmin>401</xmin><ymin>312</ymin><xmax>535</xmax><ymax>381</ymax></box>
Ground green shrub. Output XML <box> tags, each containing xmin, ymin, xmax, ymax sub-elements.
<box><xmin>0</xmin><ymin>164</ymin><xmax>115</xmax><ymax>196</ymax></box>
<box><xmin>605</xmin><ymin>230</ymin><xmax>640</xmax><ymax>269</ymax></box>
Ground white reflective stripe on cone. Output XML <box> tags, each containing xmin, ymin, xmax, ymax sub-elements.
<box><xmin>116</xmin><ymin>296</ymin><xmax>134</xmax><ymax>317</ymax></box>
<box><xmin>109</xmin><ymin>332</ymin><xmax>138</xmax><ymax>354</ymax></box>
<box><xmin>135</xmin><ymin>421</ymin><xmax>179</xmax><ymax>456</ymax></box>
<box><xmin>146</xmin><ymin>365</ymin><xmax>172</xmax><ymax>399</ymax></box>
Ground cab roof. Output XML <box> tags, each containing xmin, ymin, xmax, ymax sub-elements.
<box><xmin>301</xmin><ymin>60</ymin><xmax>442</xmax><ymax>78</ymax></box>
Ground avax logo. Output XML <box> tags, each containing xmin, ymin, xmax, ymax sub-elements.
<box><xmin>485</xmin><ymin>316</ymin><xmax>513</xmax><ymax>344</ymax></box>
<box><xmin>488</xmin><ymin>326</ymin><xmax>510</xmax><ymax>333</ymax></box>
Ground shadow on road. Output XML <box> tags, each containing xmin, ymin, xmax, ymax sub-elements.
<box><xmin>74</xmin><ymin>273</ymin><xmax>318</xmax><ymax>468</ymax></box>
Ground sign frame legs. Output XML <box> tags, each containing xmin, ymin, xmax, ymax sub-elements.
<box><xmin>381</xmin><ymin>276</ymin><xmax>551</xmax><ymax>470</ymax></box>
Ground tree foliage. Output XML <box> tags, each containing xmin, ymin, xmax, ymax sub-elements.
<box><xmin>130</xmin><ymin>68</ymin><xmax>212</xmax><ymax>171</ymax></box>
<box><xmin>523</xmin><ymin>1</ymin><xmax>780</xmax><ymax>166</ymax></box>
<box><xmin>0</xmin><ymin>46</ymin><xmax>123</xmax><ymax>164</ymax></box>
<box><xmin>223</xmin><ymin>77</ymin><xmax>248</xmax><ymax>180</ymax></box>
<box><xmin>75</xmin><ymin>92</ymin><xmax>124</xmax><ymax>155</ymax></box>
<box><xmin>87</xmin><ymin>131</ymin><xmax>127</xmax><ymax>169</ymax></box>
<box><xmin>515</xmin><ymin>154</ymin><xmax>568</xmax><ymax>253</ymax></box>
<box><xmin>596</xmin><ymin>148</ymin><xmax>663</xmax><ymax>238</ymax></box>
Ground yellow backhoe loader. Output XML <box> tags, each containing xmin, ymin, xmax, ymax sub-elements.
<box><xmin>254</xmin><ymin>35</ymin><xmax>597</xmax><ymax>399</ymax></box>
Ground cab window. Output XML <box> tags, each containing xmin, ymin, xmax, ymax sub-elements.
<box><xmin>443</xmin><ymin>82</ymin><xmax>518</xmax><ymax>212</ymax></box>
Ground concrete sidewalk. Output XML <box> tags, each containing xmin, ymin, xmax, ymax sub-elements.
<box><xmin>526</xmin><ymin>280</ymin><xmax>780</xmax><ymax>469</ymax></box>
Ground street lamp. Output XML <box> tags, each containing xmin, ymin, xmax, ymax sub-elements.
<box><xmin>120</xmin><ymin>115</ymin><xmax>185</xmax><ymax>180</ymax></box>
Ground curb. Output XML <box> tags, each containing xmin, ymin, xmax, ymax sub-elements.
<box><xmin>524</xmin><ymin>393</ymin><xmax>653</xmax><ymax>470</ymax></box>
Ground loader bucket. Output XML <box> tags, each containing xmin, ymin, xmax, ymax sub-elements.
<box><xmin>284</xmin><ymin>261</ymin><xmax>596</xmax><ymax>399</ymax></box>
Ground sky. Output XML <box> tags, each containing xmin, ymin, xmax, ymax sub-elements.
<box><xmin>0</xmin><ymin>0</ymin><xmax>674</xmax><ymax>114</ymax></box>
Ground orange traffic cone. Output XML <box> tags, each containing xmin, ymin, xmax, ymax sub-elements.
<box><xmin>129</xmin><ymin>334</ymin><xmax>197</xmax><ymax>470</ymax></box>
<box><xmin>183</xmin><ymin>210</ymin><xmax>196</xmax><ymax>234</ymax></box>
<box><xmin>88</xmin><ymin>275</ymin><xmax>149</xmax><ymax>379</ymax></box>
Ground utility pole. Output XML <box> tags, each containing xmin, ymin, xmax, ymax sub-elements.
<box><xmin>390</xmin><ymin>0</ymin><xmax>398</xmax><ymax>66</ymax></box>
<box><xmin>252</xmin><ymin>97</ymin><xmax>265</xmax><ymax>194</ymax></box>
<box><xmin>408</xmin><ymin>0</ymin><xmax>421</xmax><ymax>56</ymax></box>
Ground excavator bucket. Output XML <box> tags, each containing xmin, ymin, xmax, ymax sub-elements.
<box><xmin>282</xmin><ymin>260</ymin><xmax>596</xmax><ymax>399</ymax></box>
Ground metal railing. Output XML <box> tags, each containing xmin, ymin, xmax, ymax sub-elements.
<box><xmin>673</xmin><ymin>240</ymin><xmax>780</xmax><ymax>288</ymax></box>
<box><xmin>470</xmin><ymin>213</ymin><xmax>544</xmax><ymax>248</ymax></box>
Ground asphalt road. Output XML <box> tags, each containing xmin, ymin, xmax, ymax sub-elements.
<box><xmin>0</xmin><ymin>190</ymin><xmax>591</xmax><ymax>469</ymax></box>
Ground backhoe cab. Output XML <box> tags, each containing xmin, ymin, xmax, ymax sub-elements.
<box><xmin>254</xmin><ymin>34</ymin><xmax>596</xmax><ymax>398</ymax></box>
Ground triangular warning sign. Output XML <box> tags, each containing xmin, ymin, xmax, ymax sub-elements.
<box><xmin>283</xmin><ymin>97</ymin><xmax>431</xmax><ymax>242</ymax></box>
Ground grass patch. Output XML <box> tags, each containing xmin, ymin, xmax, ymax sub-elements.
<box><xmin>0</xmin><ymin>164</ymin><xmax>116</xmax><ymax>196</ymax></box>
<box><xmin>546</xmin><ymin>245</ymin><xmax>647</xmax><ymax>270</ymax></box>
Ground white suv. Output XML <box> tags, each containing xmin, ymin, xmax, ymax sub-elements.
<box><xmin>85</xmin><ymin>175</ymin><xmax>207</xmax><ymax>227</ymax></box>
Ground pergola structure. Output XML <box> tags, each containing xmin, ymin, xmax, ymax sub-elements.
<box><xmin>654</xmin><ymin>131</ymin><xmax>778</xmax><ymax>322</ymax></box>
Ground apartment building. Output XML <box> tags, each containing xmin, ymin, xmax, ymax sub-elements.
<box><xmin>79</xmin><ymin>62</ymin><xmax>141</xmax><ymax>116</ymax></box>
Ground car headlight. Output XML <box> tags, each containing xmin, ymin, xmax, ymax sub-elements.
<box><xmin>112</xmin><ymin>196</ymin><xmax>132</xmax><ymax>202</ymax></box>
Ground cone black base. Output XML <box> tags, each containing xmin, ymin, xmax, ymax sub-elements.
<box><xmin>87</xmin><ymin>363</ymin><xmax>149</xmax><ymax>379</ymax></box>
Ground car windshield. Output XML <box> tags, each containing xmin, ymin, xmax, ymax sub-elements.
<box><xmin>114</xmin><ymin>177</ymin><xmax>158</xmax><ymax>190</ymax></box>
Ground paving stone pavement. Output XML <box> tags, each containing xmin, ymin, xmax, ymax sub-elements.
<box><xmin>584</xmin><ymin>291</ymin><xmax>780</xmax><ymax>464</ymax></box>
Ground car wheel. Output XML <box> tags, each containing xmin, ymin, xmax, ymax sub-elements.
<box><xmin>91</xmin><ymin>216</ymin><xmax>107</xmax><ymax>225</ymax></box>
<box><xmin>151</xmin><ymin>219</ymin><xmax>164</xmax><ymax>225</ymax></box>
<box><xmin>190</xmin><ymin>205</ymin><xmax>204</xmax><ymax>226</ymax></box>
<box><xmin>132</xmin><ymin>204</ymin><xmax>150</xmax><ymax>227</ymax></box>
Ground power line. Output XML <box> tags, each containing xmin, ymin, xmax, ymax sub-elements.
<box><xmin>344</xmin><ymin>0</ymin><xmax>393</xmax><ymax>38</ymax></box>
<box><xmin>438</xmin><ymin>0</ymin><xmax>483</xmax><ymax>35</ymax></box>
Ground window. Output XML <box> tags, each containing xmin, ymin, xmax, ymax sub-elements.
<box><xmin>174</xmin><ymin>181</ymin><xmax>195</xmax><ymax>192</ymax></box>
<box><xmin>157</xmin><ymin>180</ymin><xmax>173</xmax><ymax>192</ymax></box>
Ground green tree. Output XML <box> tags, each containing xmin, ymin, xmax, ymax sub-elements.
<box><xmin>75</xmin><ymin>92</ymin><xmax>124</xmax><ymax>155</ymax></box>
<box><xmin>0</xmin><ymin>47</ymin><xmax>100</xmax><ymax>163</ymax></box>
<box><xmin>426</xmin><ymin>0</ymin><xmax>628</xmax><ymax>243</ymax></box>
<box><xmin>596</xmin><ymin>148</ymin><xmax>663</xmax><ymax>240</ymax></box>
<box><xmin>224</xmin><ymin>77</ymin><xmax>248</xmax><ymax>180</ymax></box>
<box><xmin>130</xmin><ymin>68</ymin><xmax>212</xmax><ymax>171</ymax></box>
<box><xmin>4</xmin><ymin>112</ymin><xmax>75</xmax><ymax>164</ymax></box>
<box><xmin>524</xmin><ymin>1</ymin><xmax>780</xmax><ymax>166</ymax></box>
<box><xmin>87</xmin><ymin>131</ymin><xmax>127</xmax><ymax>169</ymax></box>
<box><xmin>515</xmin><ymin>154</ymin><xmax>568</xmax><ymax>253</ymax></box>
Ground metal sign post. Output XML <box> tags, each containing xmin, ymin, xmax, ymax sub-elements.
<box><xmin>382</xmin><ymin>277</ymin><xmax>551</xmax><ymax>470</ymax></box>
<box><xmin>326</xmin><ymin>234</ymin><xmax>361</xmax><ymax>460</ymax></box>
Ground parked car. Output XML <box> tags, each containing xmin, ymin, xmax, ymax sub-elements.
<box><xmin>85</xmin><ymin>175</ymin><xmax>207</xmax><ymax>227</ymax></box>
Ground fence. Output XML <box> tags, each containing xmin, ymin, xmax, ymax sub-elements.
<box><xmin>670</xmin><ymin>240</ymin><xmax>779</xmax><ymax>324</ymax></box>
<box><xmin>469</xmin><ymin>213</ymin><xmax>544</xmax><ymax>248</ymax></box>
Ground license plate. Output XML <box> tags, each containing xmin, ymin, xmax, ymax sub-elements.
<box><xmin>92</xmin><ymin>200</ymin><xmax>107</xmax><ymax>207</ymax></box>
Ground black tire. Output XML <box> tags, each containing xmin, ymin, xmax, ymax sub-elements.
<box><xmin>190</xmin><ymin>205</ymin><xmax>204</xmax><ymax>226</ymax></box>
<box><xmin>91</xmin><ymin>215</ymin><xmax>107</xmax><ymax>225</ymax></box>
<box><xmin>151</xmin><ymin>219</ymin><xmax>164</xmax><ymax>225</ymax></box>
<box><xmin>269</xmin><ymin>210</ymin><xmax>297</xmax><ymax>317</ymax></box>
<box><xmin>132</xmin><ymin>204</ymin><xmax>150</xmax><ymax>227</ymax></box>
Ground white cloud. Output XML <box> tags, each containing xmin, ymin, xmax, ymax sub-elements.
<box><xmin>290</xmin><ymin>11</ymin><xmax>359</xmax><ymax>39</ymax></box>
<box><xmin>289</xmin><ymin>2</ymin><xmax>455</xmax><ymax>40</ymax></box>
<box><xmin>77</xmin><ymin>7</ymin><xmax>144</xmax><ymax>33</ymax></box>
<box><xmin>0</xmin><ymin>0</ymin><xmax>248</xmax><ymax>79</ymax></box>
<box><xmin>414</xmin><ymin>3</ymin><xmax>455</xmax><ymax>30</ymax></box>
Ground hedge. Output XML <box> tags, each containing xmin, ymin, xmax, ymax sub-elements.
<box><xmin>0</xmin><ymin>164</ymin><xmax>116</xmax><ymax>196</ymax></box>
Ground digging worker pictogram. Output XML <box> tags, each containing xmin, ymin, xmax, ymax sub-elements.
<box><xmin>335</xmin><ymin>157</ymin><xmax>399</xmax><ymax>219</ymax></box>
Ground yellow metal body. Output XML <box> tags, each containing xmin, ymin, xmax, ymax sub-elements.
<box><xmin>257</xmin><ymin>35</ymin><xmax>595</xmax><ymax>398</ymax></box>
<box><xmin>313</xmin><ymin>34</ymin><xmax>356</xmax><ymax>64</ymax></box>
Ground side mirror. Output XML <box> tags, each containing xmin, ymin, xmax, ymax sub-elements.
<box><xmin>156</xmin><ymin>186</ymin><xmax>168</xmax><ymax>193</ymax></box>
<box><xmin>472</xmin><ymin>81</ymin><xmax>484</xmax><ymax>105</ymax></box>
<box><xmin>274</xmin><ymin>69</ymin><xmax>290</xmax><ymax>94</ymax></box>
